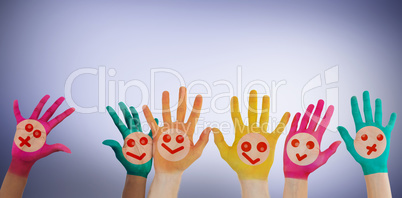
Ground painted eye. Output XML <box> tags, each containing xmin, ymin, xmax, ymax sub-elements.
<box><xmin>163</xmin><ymin>134</ymin><xmax>171</xmax><ymax>143</ymax></box>
<box><xmin>25</xmin><ymin>124</ymin><xmax>33</xmax><ymax>132</ymax></box>
<box><xmin>306</xmin><ymin>141</ymin><xmax>315</xmax><ymax>149</ymax></box>
<box><xmin>127</xmin><ymin>139</ymin><xmax>135</xmax><ymax>147</ymax></box>
<box><xmin>257</xmin><ymin>142</ymin><xmax>267</xmax><ymax>152</ymax></box>
<box><xmin>33</xmin><ymin>130</ymin><xmax>41</xmax><ymax>138</ymax></box>
<box><xmin>176</xmin><ymin>135</ymin><xmax>184</xmax><ymax>143</ymax></box>
<box><xmin>241</xmin><ymin>141</ymin><xmax>251</xmax><ymax>152</ymax></box>
<box><xmin>361</xmin><ymin>134</ymin><xmax>368</xmax><ymax>141</ymax></box>
<box><xmin>291</xmin><ymin>139</ymin><xmax>300</xmax><ymax>147</ymax></box>
<box><xmin>140</xmin><ymin>137</ymin><xmax>148</xmax><ymax>145</ymax></box>
<box><xmin>377</xmin><ymin>134</ymin><xmax>384</xmax><ymax>141</ymax></box>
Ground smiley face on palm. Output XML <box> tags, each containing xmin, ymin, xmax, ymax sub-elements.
<box><xmin>338</xmin><ymin>91</ymin><xmax>397</xmax><ymax>175</ymax></box>
<box><xmin>143</xmin><ymin>87</ymin><xmax>211</xmax><ymax>173</ymax></box>
<box><xmin>213</xmin><ymin>90</ymin><xmax>290</xmax><ymax>180</ymax></box>
<box><xmin>103</xmin><ymin>102</ymin><xmax>157</xmax><ymax>178</ymax></box>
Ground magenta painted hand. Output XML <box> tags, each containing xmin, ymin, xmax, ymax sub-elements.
<box><xmin>283</xmin><ymin>100</ymin><xmax>341</xmax><ymax>180</ymax></box>
<box><xmin>10</xmin><ymin>95</ymin><xmax>75</xmax><ymax>177</ymax></box>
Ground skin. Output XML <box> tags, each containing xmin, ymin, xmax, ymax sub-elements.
<box><xmin>283</xmin><ymin>178</ymin><xmax>308</xmax><ymax>198</ymax></box>
<box><xmin>143</xmin><ymin>87</ymin><xmax>211</xmax><ymax>198</ymax></box>
<box><xmin>122</xmin><ymin>175</ymin><xmax>147</xmax><ymax>198</ymax></box>
<box><xmin>364</xmin><ymin>173</ymin><xmax>392</xmax><ymax>198</ymax></box>
<box><xmin>0</xmin><ymin>172</ymin><xmax>27</xmax><ymax>198</ymax></box>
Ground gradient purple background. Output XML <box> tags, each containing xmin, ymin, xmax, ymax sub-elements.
<box><xmin>1</xmin><ymin>1</ymin><xmax>401</xmax><ymax>197</ymax></box>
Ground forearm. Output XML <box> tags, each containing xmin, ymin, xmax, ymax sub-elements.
<box><xmin>0</xmin><ymin>171</ymin><xmax>28</xmax><ymax>198</ymax></box>
<box><xmin>283</xmin><ymin>178</ymin><xmax>308</xmax><ymax>198</ymax></box>
<box><xmin>364</xmin><ymin>173</ymin><xmax>391</xmax><ymax>198</ymax></box>
<box><xmin>239</xmin><ymin>179</ymin><xmax>270</xmax><ymax>198</ymax></box>
<box><xmin>147</xmin><ymin>172</ymin><xmax>182</xmax><ymax>198</ymax></box>
<box><xmin>122</xmin><ymin>175</ymin><xmax>147</xmax><ymax>198</ymax></box>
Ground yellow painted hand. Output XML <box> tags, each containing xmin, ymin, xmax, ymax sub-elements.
<box><xmin>213</xmin><ymin>90</ymin><xmax>290</xmax><ymax>180</ymax></box>
<box><xmin>143</xmin><ymin>87</ymin><xmax>211</xmax><ymax>174</ymax></box>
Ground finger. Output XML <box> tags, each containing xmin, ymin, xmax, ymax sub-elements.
<box><xmin>106</xmin><ymin>106</ymin><xmax>129</xmax><ymax>138</ymax></box>
<box><xmin>30</xmin><ymin>95</ymin><xmax>50</xmax><ymax>119</ymax></box>
<box><xmin>102</xmin><ymin>140</ymin><xmax>125</xmax><ymax>161</ymax></box>
<box><xmin>363</xmin><ymin>91</ymin><xmax>373</xmax><ymax>123</ymax></box>
<box><xmin>300</xmin><ymin>104</ymin><xmax>314</xmax><ymax>130</ymax></box>
<box><xmin>13</xmin><ymin>100</ymin><xmax>25</xmax><ymax>123</ymax></box>
<box><xmin>212</xmin><ymin>128</ymin><xmax>230</xmax><ymax>159</ymax></box>
<box><xmin>272</xmin><ymin>112</ymin><xmax>290</xmax><ymax>140</ymax></box>
<box><xmin>386</xmin><ymin>113</ymin><xmax>397</xmax><ymax>132</ymax></box>
<box><xmin>177</xmin><ymin>87</ymin><xmax>187</xmax><ymax>122</ymax></box>
<box><xmin>248</xmin><ymin>90</ymin><xmax>258</xmax><ymax>128</ymax></box>
<box><xmin>307</xmin><ymin>100</ymin><xmax>324</xmax><ymax>131</ymax></box>
<box><xmin>316</xmin><ymin>105</ymin><xmax>334</xmax><ymax>142</ymax></box>
<box><xmin>162</xmin><ymin>91</ymin><xmax>172</xmax><ymax>125</ymax></box>
<box><xmin>142</xmin><ymin>105</ymin><xmax>159</xmax><ymax>138</ymax></box>
<box><xmin>319</xmin><ymin>141</ymin><xmax>341</xmax><ymax>165</ymax></box>
<box><xmin>192</xmin><ymin>127</ymin><xmax>212</xmax><ymax>159</ymax></box>
<box><xmin>187</xmin><ymin>95</ymin><xmax>203</xmax><ymax>135</ymax></box>
<box><xmin>129</xmin><ymin>106</ymin><xmax>142</xmax><ymax>132</ymax></box>
<box><xmin>289</xmin><ymin>112</ymin><xmax>301</xmax><ymax>135</ymax></box>
<box><xmin>337</xmin><ymin>126</ymin><xmax>354</xmax><ymax>148</ymax></box>
<box><xmin>375</xmin><ymin>98</ymin><xmax>382</xmax><ymax>126</ymax></box>
<box><xmin>119</xmin><ymin>102</ymin><xmax>135</xmax><ymax>131</ymax></box>
<box><xmin>351</xmin><ymin>96</ymin><xmax>364</xmax><ymax>128</ymax></box>
<box><xmin>39</xmin><ymin>143</ymin><xmax>71</xmax><ymax>159</ymax></box>
<box><xmin>231</xmin><ymin>96</ymin><xmax>244</xmax><ymax>133</ymax></box>
<box><xmin>47</xmin><ymin>107</ymin><xmax>75</xmax><ymax>131</ymax></box>
<box><xmin>260</xmin><ymin>95</ymin><xmax>270</xmax><ymax>132</ymax></box>
<box><xmin>40</xmin><ymin>97</ymin><xmax>65</xmax><ymax>122</ymax></box>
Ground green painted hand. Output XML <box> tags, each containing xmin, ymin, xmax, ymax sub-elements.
<box><xmin>103</xmin><ymin>102</ymin><xmax>158</xmax><ymax>178</ymax></box>
<box><xmin>338</xmin><ymin>91</ymin><xmax>397</xmax><ymax>175</ymax></box>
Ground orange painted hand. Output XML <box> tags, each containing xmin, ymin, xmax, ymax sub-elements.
<box><xmin>143</xmin><ymin>87</ymin><xmax>211</xmax><ymax>174</ymax></box>
<box><xmin>213</xmin><ymin>90</ymin><xmax>290</xmax><ymax>180</ymax></box>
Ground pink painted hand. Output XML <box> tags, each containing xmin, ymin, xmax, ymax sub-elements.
<box><xmin>10</xmin><ymin>95</ymin><xmax>75</xmax><ymax>177</ymax></box>
<box><xmin>283</xmin><ymin>100</ymin><xmax>341</xmax><ymax>180</ymax></box>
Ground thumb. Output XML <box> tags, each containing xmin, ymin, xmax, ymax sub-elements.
<box><xmin>318</xmin><ymin>141</ymin><xmax>341</xmax><ymax>166</ymax></box>
<box><xmin>192</xmin><ymin>127</ymin><xmax>212</xmax><ymax>159</ymax></box>
<box><xmin>102</xmin><ymin>140</ymin><xmax>125</xmax><ymax>162</ymax></box>
<box><xmin>337</xmin><ymin>126</ymin><xmax>354</xmax><ymax>148</ymax></box>
<box><xmin>212</xmin><ymin>128</ymin><xmax>230</xmax><ymax>160</ymax></box>
<box><xmin>39</xmin><ymin>143</ymin><xmax>71</xmax><ymax>159</ymax></box>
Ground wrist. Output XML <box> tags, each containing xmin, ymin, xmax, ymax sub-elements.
<box><xmin>239</xmin><ymin>179</ymin><xmax>269</xmax><ymax>198</ymax></box>
<box><xmin>148</xmin><ymin>172</ymin><xmax>183</xmax><ymax>198</ymax></box>
<box><xmin>361</xmin><ymin>164</ymin><xmax>388</xmax><ymax>175</ymax></box>
<box><xmin>284</xmin><ymin>171</ymin><xmax>310</xmax><ymax>180</ymax></box>
<box><xmin>283</xmin><ymin>178</ymin><xmax>308</xmax><ymax>198</ymax></box>
<box><xmin>364</xmin><ymin>173</ymin><xmax>391</xmax><ymax>198</ymax></box>
<box><xmin>8</xmin><ymin>157</ymin><xmax>35</xmax><ymax>178</ymax></box>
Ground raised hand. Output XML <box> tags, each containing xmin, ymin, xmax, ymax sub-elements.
<box><xmin>142</xmin><ymin>87</ymin><xmax>211</xmax><ymax>173</ymax></box>
<box><xmin>337</xmin><ymin>91</ymin><xmax>397</xmax><ymax>175</ymax></box>
<box><xmin>11</xmin><ymin>95</ymin><xmax>75</xmax><ymax>177</ymax></box>
<box><xmin>103</xmin><ymin>102</ymin><xmax>158</xmax><ymax>178</ymax></box>
<box><xmin>283</xmin><ymin>100</ymin><xmax>341</xmax><ymax>180</ymax></box>
<box><xmin>213</xmin><ymin>90</ymin><xmax>290</xmax><ymax>180</ymax></box>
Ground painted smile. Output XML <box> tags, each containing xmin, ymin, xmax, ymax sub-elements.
<box><xmin>126</xmin><ymin>152</ymin><xmax>146</xmax><ymax>160</ymax></box>
<box><xmin>242</xmin><ymin>152</ymin><xmax>260</xmax><ymax>165</ymax></box>
<box><xmin>161</xmin><ymin>143</ymin><xmax>184</xmax><ymax>154</ymax></box>
<box><xmin>366</xmin><ymin>144</ymin><xmax>377</xmax><ymax>155</ymax></box>
<box><xmin>296</xmin><ymin>153</ymin><xmax>307</xmax><ymax>161</ymax></box>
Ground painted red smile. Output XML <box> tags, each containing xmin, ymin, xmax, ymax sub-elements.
<box><xmin>161</xmin><ymin>143</ymin><xmax>184</xmax><ymax>154</ymax></box>
<box><xmin>242</xmin><ymin>152</ymin><xmax>260</xmax><ymax>165</ymax></box>
<box><xmin>366</xmin><ymin>144</ymin><xmax>377</xmax><ymax>155</ymax></box>
<box><xmin>296</xmin><ymin>153</ymin><xmax>307</xmax><ymax>161</ymax></box>
<box><xmin>126</xmin><ymin>152</ymin><xmax>146</xmax><ymax>160</ymax></box>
